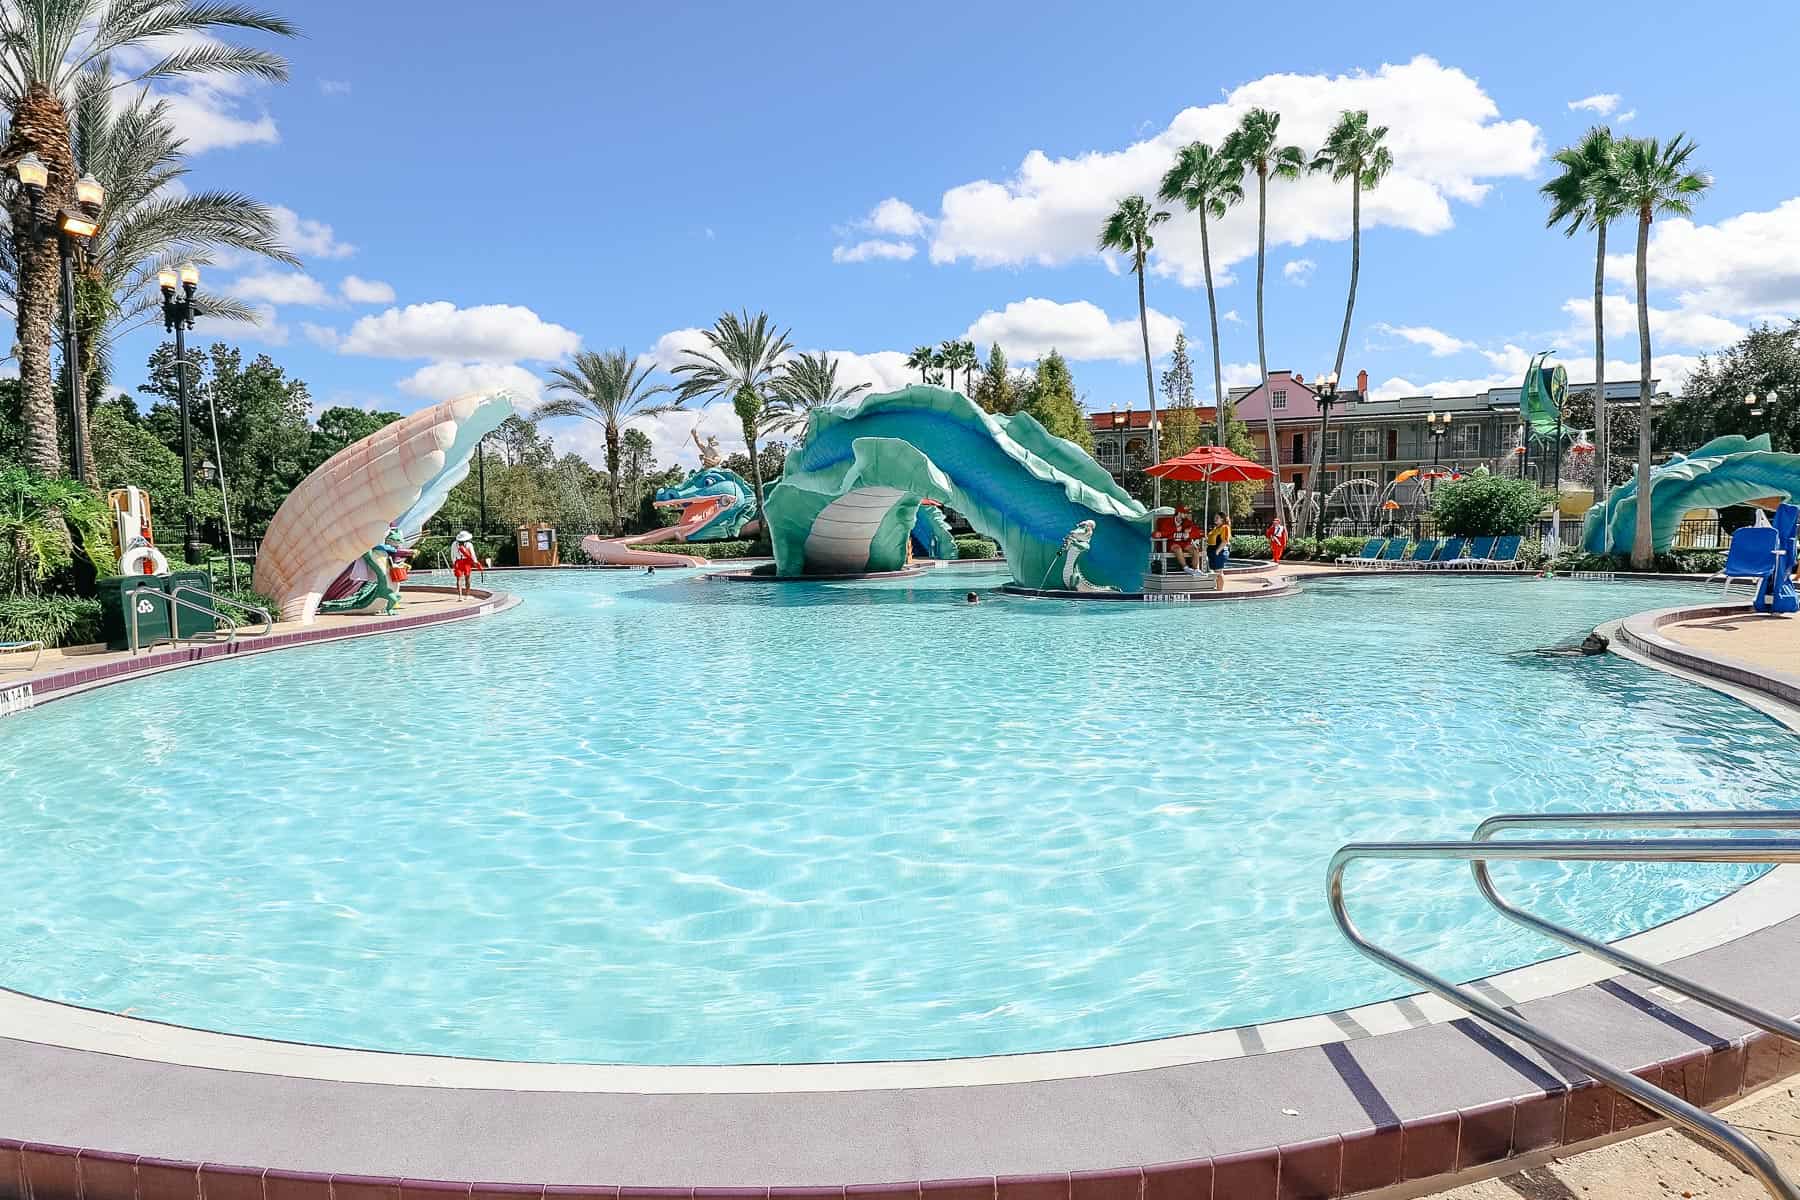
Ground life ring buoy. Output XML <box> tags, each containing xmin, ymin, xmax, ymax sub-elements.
<box><xmin>120</xmin><ymin>545</ymin><xmax>170</xmax><ymax>576</ymax></box>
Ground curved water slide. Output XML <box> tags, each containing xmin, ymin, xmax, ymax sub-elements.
<box><xmin>767</xmin><ymin>386</ymin><xmax>1152</xmax><ymax>590</ymax></box>
<box><xmin>1582</xmin><ymin>433</ymin><xmax>1800</xmax><ymax>555</ymax></box>
<box><xmin>580</xmin><ymin>516</ymin><xmax>711</xmax><ymax>568</ymax></box>
<box><xmin>255</xmin><ymin>391</ymin><xmax>517</xmax><ymax>623</ymax></box>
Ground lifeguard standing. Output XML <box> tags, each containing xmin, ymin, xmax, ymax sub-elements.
<box><xmin>1266</xmin><ymin>514</ymin><xmax>1288</xmax><ymax>563</ymax></box>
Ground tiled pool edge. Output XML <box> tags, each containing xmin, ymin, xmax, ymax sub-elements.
<box><xmin>1615</xmin><ymin>600</ymin><xmax>1800</xmax><ymax>706</ymax></box>
<box><xmin>1</xmin><ymin>585</ymin><xmax>518</xmax><ymax>711</ymax></box>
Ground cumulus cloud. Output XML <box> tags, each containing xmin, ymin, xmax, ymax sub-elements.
<box><xmin>194</xmin><ymin>302</ymin><xmax>286</xmax><ymax>346</ymax></box>
<box><xmin>867</xmin><ymin>198</ymin><xmax>929</xmax><ymax>238</ymax></box>
<box><xmin>819</xmin><ymin>349</ymin><xmax>917</xmax><ymax>394</ymax></box>
<box><xmin>1567</xmin><ymin>93</ymin><xmax>1621</xmax><ymax>115</ymax></box>
<box><xmin>1374</xmin><ymin>323</ymin><xmax>1477</xmax><ymax>357</ymax></box>
<box><xmin>340</xmin><ymin>275</ymin><xmax>397</xmax><ymax>304</ymax></box>
<box><xmin>398</xmin><ymin>361</ymin><xmax>545</xmax><ymax>404</ymax></box>
<box><xmin>832</xmin><ymin>239</ymin><xmax>917</xmax><ymax>263</ymax></box>
<box><xmin>1283</xmin><ymin>258</ymin><xmax>1316</xmax><ymax>285</ymax></box>
<box><xmin>1616</xmin><ymin>109</ymin><xmax>1637</xmax><ymax>124</ymax></box>
<box><xmin>272</xmin><ymin>206</ymin><xmax>356</xmax><ymax>260</ymax></box>
<box><xmin>301</xmin><ymin>322</ymin><xmax>340</xmax><ymax>349</ymax></box>
<box><xmin>224</xmin><ymin>271</ymin><xmax>332</xmax><ymax>306</ymax></box>
<box><xmin>1604</xmin><ymin>197</ymin><xmax>1800</xmax><ymax>318</ymax></box>
<box><xmin>961</xmin><ymin>297</ymin><xmax>1182</xmax><ymax>364</ymax></box>
<box><xmin>319</xmin><ymin>79</ymin><xmax>352</xmax><ymax>96</ymax></box>
<box><xmin>1371</xmin><ymin>353</ymin><xmax>1702</xmax><ymax>405</ymax></box>
<box><xmin>339</xmin><ymin>302</ymin><xmax>580</xmax><ymax>362</ymax></box>
<box><xmin>1558</xmin><ymin>295</ymin><xmax>1744</xmax><ymax>354</ymax></box>
<box><xmin>910</xmin><ymin>56</ymin><xmax>1540</xmax><ymax>286</ymax></box>
<box><xmin>156</xmin><ymin>85</ymin><xmax>278</xmax><ymax>153</ymax></box>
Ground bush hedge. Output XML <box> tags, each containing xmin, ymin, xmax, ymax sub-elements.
<box><xmin>0</xmin><ymin>596</ymin><xmax>101</xmax><ymax>648</ymax></box>
<box><xmin>1431</xmin><ymin>474</ymin><xmax>1553</xmax><ymax>537</ymax></box>
<box><xmin>954</xmin><ymin>536</ymin><xmax>999</xmax><ymax>559</ymax></box>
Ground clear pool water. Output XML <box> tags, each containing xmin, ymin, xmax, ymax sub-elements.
<box><xmin>1</xmin><ymin>569</ymin><xmax>1793</xmax><ymax>1065</ymax></box>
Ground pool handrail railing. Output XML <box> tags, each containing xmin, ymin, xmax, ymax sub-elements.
<box><xmin>1329</xmin><ymin>809</ymin><xmax>1800</xmax><ymax>1199</ymax></box>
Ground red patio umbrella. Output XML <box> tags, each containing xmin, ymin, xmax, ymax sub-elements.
<box><xmin>1145</xmin><ymin>446</ymin><xmax>1275</xmax><ymax>560</ymax></box>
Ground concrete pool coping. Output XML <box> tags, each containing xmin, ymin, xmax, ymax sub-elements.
<box><xmin>3</xmin><ymin>575</ymin><xmax>1798</xmax><ymax>1198</ymax></box>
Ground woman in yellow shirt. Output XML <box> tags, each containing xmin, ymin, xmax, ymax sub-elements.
<box><xmin>1206</xmin><ymin>513</ymin><xmax>1232</xmax><ymax>571</ymax></box>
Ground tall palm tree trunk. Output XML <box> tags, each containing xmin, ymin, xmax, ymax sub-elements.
<box><xmin>744</xmin><ymin>422</ymin><xmax>767</xmax><ymax>529</ymax></box>
<box><xmin>1135</xmin><ymin>250</ymin><xmax>1160</xmax><ymax>508</ymax></box>
<box><xmin>1631</xmin><ymin>207</ymin><xmax>1654</xmax><ymax>569</ymax></box>
<box><xmin>1302</xmin><ymin>172</ymin><xmax>1362</xmax><ymax>537</ymax></box>
<box><xmin>5</xmin><ymin>84</ymin><xmax>77</xmax><ymax>477</ymax></box>
<box><xmin>604</xmin><ymin>425</ymin><xmax>624</xmax><ymax>536</ymax></box>
<box><xmin>1254</xmin><ymin>166</ymin><xmax>1278</xmax><ymax>521</ymax></box>
<box><xmin>1200</xmin><ymin>209</ymin><xmax>1228</xmax><ymax>518</ymax></box>
<box><xmin>1592</xmin><ymin>221</ymin><xmax>1609</xmax><ymax>502</ymax></box>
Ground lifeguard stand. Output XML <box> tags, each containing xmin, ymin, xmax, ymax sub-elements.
<box><xmin>516</xmin><ymin>523</ymin><xmax>559</xmax><ymax>566</ymax></box>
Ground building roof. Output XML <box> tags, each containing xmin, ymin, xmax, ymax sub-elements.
<box><xmin>1086</xmin><ymin>405</ymin><xmax>1217</xmax><ymax>430</ymax></box>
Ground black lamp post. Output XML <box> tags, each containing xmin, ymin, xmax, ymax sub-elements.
<box><xmin>14</xmin><ymin>152</ymin><xmax>104</xmax><ymax>482</ymax></box>
<box><xmin>476</xmin><ymin>435</ymin><xmax>488</xmax><ymax>535</ymax></box>
<box><xmin>159</xmin><ymin>262</ymin><xmax>203</xmax><ymax>565</ymax></box>
<box><xmin>1425</xmin><ymin>410</ymin><xmax>1451</xmax><ymax>472</ymax></box>
<box><xmin>1311</xmin><ymin>370</ymin><xmax>1341</xmax><ymax>543</ymax></box>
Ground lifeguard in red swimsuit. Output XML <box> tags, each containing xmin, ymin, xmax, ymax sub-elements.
<box><xmin>1266</xmin><ymin>515</ymin><xmax>1288</xmax><ymax>563</ymax></box>
<box><xmin>450</xmin><ymin>530</ymin><xmax>484</xmax><ymax>600</ymax></box>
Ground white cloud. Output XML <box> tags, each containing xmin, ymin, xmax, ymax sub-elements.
<box><xmin>832</xmin><ymin>239</ymin><xmax>917</xmax><ymax>263</ymax></box>
<box><xmin>339</xmin><ymin>302</ymin><xmax>580</xmax><ymax>362</ymax></box>
<box><xmin>398</xmin><ymin>361</ymin><xmax>544</xmax><ymax>404</ymax></box>
<box><xmin>818</xmin><ymin>349</ymin><xmax>916</xmax><ymax>395</ymax></box>
<box><xmin>638</xmin><ymin>327</ymin><xmax>713</xmax><ymax>371</ymax></box>
<box><xmin>1283</xmin><ymin>258</ymin><xmax>1316</xmax><ymax>285</ymax></box>
<box><xmin>1616</xmin><ymin>109</ymin><xmax>1637</xmax><ymax>124</ymax></box>
<box><xmin>1374</xmin><ymin>322</ymin><xmax>1476</xmax><ymax>357</ymax></box>
<box><xmin>1557</xmin><ymin>295</ymin><xmax>1744</xmax><ymax>354</ymax></box>
<box><xmin>301</xmin><ymin>322</ymin><xmax>340</xmax><ymax>349</ymax></box>
<box><xmin>224</xmin><ymin>270</ymin><xmax>332</xmax><ymax>306</ymax></box>
<box><xmin>155</xmin><ymin>84</ymin><xmax>278</xmax><ymax>153</ymax></box>
<box><xmin>1222</xmin><ymin>309</ymin><xmax>1243</xmax><ymax>324</ymax></box>
<box><xmin>913</xmin><ymin>56</ymin><xmax>1541</xmax><ymax>286</ymax></box>
<box><xmin>1604</xmin><ymin>197</ymin><xmax>1800</xmax><ymax>318</ymax></box>
<box><xmin>319</xmin><ymin>79</ymin><xmax>352</xmax><ymax>96</ymax></box>
<box><xmin>193</xmin><ymin>302</ymin><xmax>287</xmax><ymax>346</ymax></box>
<box><xmin>962</xmin><ymin>297</ymin><xmax>1182</xmax><ymax>364</ymax></box>
<box><xmin>1368</xmin><ymin>372</ymin><xmax>1513</xmax><ymax>403</ymax></box>
<box><xmin>867</xmin><ymin>198</ymin><xmax>929</xmax><ymax>238</ymax></box>
<box><xmin>271</xmin><ymin>206</ymin><xmax>356</xmax><ymax>260</ymax></box>
<box><xmin>1567</xmin><ymin>93</ymin><xmax>1620</xmax><ymax>115</ymax></box>
<box><xmin>622</xmin><ymin>404</ymin><xmax>747</xmax><ymax>472</ymax></box>
<box><xmin>340</xmin><ymin>275</ymin><xmax>396</xmax><ymax>304</ymax></box>
<box><xmin>1370</xmin><ymin>352</ymin><xmax>1702</xmax><ymax>405</ymax></box>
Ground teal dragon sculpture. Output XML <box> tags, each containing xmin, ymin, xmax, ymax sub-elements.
<box><xmin>654</xmin><ymin>467</ymin><xmax>758</xmax><ymax>540</ymax></box>
<box><xmin>1582</xmin><ymin>433</ymin><xmax>1800</xmax><ymax>555</ymax></box>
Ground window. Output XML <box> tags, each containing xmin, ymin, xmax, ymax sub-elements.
<box><xmin>1272</xmin><ymin>388</ymin><xmax>1288</xmax><ymax>410</ymax></box>
<box><xmin>1452</xmin><ymin>423</ymin><xmax>1482</xmax><ymax>455</ymax></box>
<box><xmin>1352</xmin><ymin>428</ymin><xmax>1380</xmax><ymax>458</ymax></box>
<box><xmin>1096</xmin><ymin>440</ymin><xmax>1120</xmax><ymax>464</ymax></box>
<box><xmin>1324</xmin><ymin>430</ymin><xmax>1341</xmax><ymax>457</ymax></box>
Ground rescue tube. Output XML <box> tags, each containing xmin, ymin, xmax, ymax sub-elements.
<box><xmin>120</xmin><ymin>544</ymin><xmax>170</xmax><ymax>576</ymax></box>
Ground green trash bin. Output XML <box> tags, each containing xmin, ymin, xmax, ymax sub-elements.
<box><xmin>97</xmin><ymin>574</ymin><xmax>173</xmax><ymax>651</ymax></box>
<box><xmin>160</xmin><ymin>569</ymin><xmax>218</xmax><ymax>639</ymax></box>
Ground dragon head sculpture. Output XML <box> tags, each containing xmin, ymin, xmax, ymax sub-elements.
<box><xmin>653</xmin><ymin>467</ymin><xmax>757</xmax><ymax>541</ymax></box>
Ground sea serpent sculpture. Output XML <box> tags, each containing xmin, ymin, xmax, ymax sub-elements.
<box><xmin>1581</xmin><ymin>432</ymin><xmax>1800</xmax><ymax>557</ymax></box>
<box><xmin>255</xmin><ymin>391</ymin><xmax>517</xmax><ymax>623</ymax></box>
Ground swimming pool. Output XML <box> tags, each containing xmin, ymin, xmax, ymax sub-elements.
<box><xmin>0</xmin><ymin>569</ymin><xmax>1792</xmax><ymax>1065</ymax></box>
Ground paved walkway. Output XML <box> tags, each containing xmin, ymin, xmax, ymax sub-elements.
<box><xmin>1663</xmin><ymin>608</ymin><xmax>1800</xmax><ymax>681</ymax></box>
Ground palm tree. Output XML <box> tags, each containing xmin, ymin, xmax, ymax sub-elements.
<box><xmin>1614</xmin><ymin>134</ymin><xmax>1709</xmax><ymax>568</ymax></box>
<box><xmin>0</xmin><ymin>0</ymin><xmax>297</xmax><ymax>477</ymax></box>
<box><xmin>1542</xmin><ymin>126</ymin><xmax>1626</xmax><ymax>504</ymax></box>
<box><xmin>672</xmin><ymin>310</ymin><xmax>794</xmax><ymax>523</ymax></box>
<box><xmin>768</xmin><ymin>351</ymin><xmax>871</xmax><ymax>442</ymax></box>
<box><xmin>45</xmin><ymin>64</ymin><xmax>297</xmax><ymax>484</ymax></box>
<box><xmin>938</xmin><ymin>339</ymin><xmax>963</xmax><ymax>393</ymax></box>
<box><xmin>1222</xmin><ymin>108</ymin><xmax>1305</xmax><ymax>518</ymax></box>
<box><xmin>1158</xmin><ymin>140</ymin><xmax>1244</xmax><ymax>454</ymax></box>
<box><xmin>906</xmin><ymin>344</ymin><xmax>935</xmax><ymax>384</ymax></box>
<box><xmin>957</xmin><ymin>338</ymin><xmax>979</xmax><ymax>393</ymax></box>
<box><xmin>1302</xmin><ymin>110</ymin><xmax>1392</xmax><ymax>519</ymax></box>
<box><xmin>536</xmin><ymin>349</ymin><xmax>677</xmax><ymax>536</ymax></box>
<box><xmin>1098</xmin><ymin>194</ymin><xmax>1170</xmax><ymax>505</ymax></box>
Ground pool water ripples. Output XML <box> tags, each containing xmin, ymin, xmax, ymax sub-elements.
<box><xmin>0</xmin><ymin>568</ymin><xmax>1792</xmax><ymax>1064</ymax></box>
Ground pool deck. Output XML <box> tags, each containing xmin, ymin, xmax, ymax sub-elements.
<box><xmin>4</xmin><ymin>571</ymin><xmax>1800</xmax><ymax>1200</ymax></box>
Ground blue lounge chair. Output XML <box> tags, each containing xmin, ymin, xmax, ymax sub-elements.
<box><xmin>1478</xmin><ymin>534</ymin><xmax>1524</xmax><ymax>570</ymax></box>
<box><xmin>1709</xmin><ymin>525</ymin><xmax>1778</xmax><ymax>600</ymax></box>
<box><xmin>1337</xmin><ymin>537</ymin><xmax>1384</xmax><ymax>565</ymax></box>
<box><xmin>1406</xmin><ymin>538</ymin><xmax>1439</xmax><ymax>567</ymax></box>
<box><xmin>1451</xmin><ymin>536</ymin><xmax>1496</xmax><ymax>569</ymax></box>
<box><xmin>1374</xmin><ymin>537</ymin><xmax>1409</xmax><ymax>567</ymax></box>
<box><xmin>1427</xmin><ymin>536</ymin><xmax>1466</xmax><ymax>569</ymax></box>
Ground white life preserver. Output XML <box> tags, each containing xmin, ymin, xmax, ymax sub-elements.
<box><xmin>120</xmin><ymin>544</ymin><xmax>170</xmax><ymax>576</ymax></box>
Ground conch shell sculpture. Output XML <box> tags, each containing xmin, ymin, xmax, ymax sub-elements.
<box><xmin>255</xmin><ymin>391</ymin><xmax>517</xmax><ymax>623</ymax></box>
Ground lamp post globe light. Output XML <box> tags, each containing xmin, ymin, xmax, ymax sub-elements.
<box><xmin>159</xmin><ymin>262</ymin><xmax>205</xmax><ymax>565</ymax></box>
<box><xmin>1311</xmin><ymin>370</ymin><xmax>1340</xmax><ymax>543</ymax></box>
<box><xmin>14</xmin><ymin>153</ymin><xmax>105</xmax><ymax>482</ymax></box>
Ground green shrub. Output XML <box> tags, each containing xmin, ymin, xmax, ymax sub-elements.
<box><xmin>1548</xmin><ymin>547</ymin><xmax>1724</xmax><ymax>575</ymax></box>
<box><xmin>1284</xmin><ymin>536</ymin><xmax>1319</xmax><ymax>561</ymax></box>
<box><xmin>662</xmin><ymin>539</ymin><xmax>768</xmax><ymax>560</ymax></box>
<box><xmin>1431</xmin><ymin>474</ymin><xmax>1553</xmax><ymax>537</ymax></box>
<box><xmin>1230</xmin><ymin>534</ymin><xmax>1270</xmax><ymax>559</ymax></box>
<box><xmin>1322</xmin><ymin>535</ymin><xmax>1367</xmax><ymax>560</ymax></box>
<box><xmin>954</xmin><ymin>535</ymin><xmax>999</xmax><ymax>559</ymax></box>
<box><xmin>0</xmin><ymin>596</ymin><xmax>101</xmax><ymax>647</ymax></box>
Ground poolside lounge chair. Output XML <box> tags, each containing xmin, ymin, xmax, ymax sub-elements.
<box><xmin>1373</xmin><ymin>537</ymin><xmax>1410</xmax><ymax>567</ymax></box>
<box><xmin>1449</xmin><ymin>536</ymin><xmax>1496</xmax><ymax>569</ymax></box>
<box><xmin>1476</xmin><ymin>535</ymin><xmax>1524</xmax><ymax>570</ymax></box>
<box><xmin>1337</xmin><ymin>537</ymin><xmax>1384</xmax><ymax>565</ymax></box>
<box><xmin>1708</xmin><ymin>525</ymin><xmax>1778</xmax><ymax>600</ymax></box>
<box><xmin>0</xmin><ymin>639</ymin><xmax>43</xmax><ymax>672</ymax></box>
<box><xmin>1405</xmin><ymin>538</ymin><xmax>1439</xmax><ymax>567</ymax></box>
<box><xmin>1426</xmin><ymin>536</ymin><xmax>1466</xmax><ymax>569</ymax></box>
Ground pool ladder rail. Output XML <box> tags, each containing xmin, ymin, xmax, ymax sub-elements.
<box><xmin>1329</xmin><ymin>811</ymin><xmax>1800</xmax><ymax>1199</ymax></box>
<box><xmin>126</xmin><ymin>584</ymin><xmax>273</xmax><ymax>654</ymax></box>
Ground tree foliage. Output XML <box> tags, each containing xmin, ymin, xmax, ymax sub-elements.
<box><xmin>1430</xmin><ymin>472</ymin><xmax>1552</xmax><ymax>537</ymax></box>
<box><xmin>1019</xmin><ymin>350</ymin><xmax>1091</xmax><ymax>451</ymax></box>
<box><xmin>1659</xmin><ymin>321</ymin><xmax>1800</xmax><ymax>452</ymax></box>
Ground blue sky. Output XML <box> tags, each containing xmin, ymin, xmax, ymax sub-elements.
<box><xmin>122</xmin><ymin>0</ymin><xmax>1800</xmax><ymax>469</ymax></box>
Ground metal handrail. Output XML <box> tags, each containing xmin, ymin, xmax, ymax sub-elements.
<box><xmin>1329</xmin><ymin>830</ymin><xmax>1800</xmax><ymax>1199</ymax></box>
<box><xmin>1473</xmin><ymin>812</ymin><xmax>1800</xmax><ymax>1047</ymax></box>
<box><xmin>126</xmin><ymin>586</ymin><xmax>237</xmax><ymax>655</ymax></box>
<box><xmin>170</xmin><ymin>584</ymin><xmax>272</xmax><ymax>639</ymax></box>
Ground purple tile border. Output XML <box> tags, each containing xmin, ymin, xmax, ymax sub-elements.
<box><xmin>0</xmin><ymin>1034</ymin><xmax>1791</xmax><ymax>1200</ymax></box>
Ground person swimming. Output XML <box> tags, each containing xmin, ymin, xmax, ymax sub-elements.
<box><xmin>965</xmin><ymin>591</ymin><xmax>980</xmax><ymax>604</ymax></box>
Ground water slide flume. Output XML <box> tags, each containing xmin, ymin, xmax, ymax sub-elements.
<box><xmin>1582</xmin><ymin>433</ymin><xmax>1800</xmax><ymax>555</ymax></box>
<box><xmin>581</xmin><ymin>466</ymin><xmax>760</xmax><ymax>567</ymax></box>
<box><xmin>255</xmin><ymin>392</ymin><xmax>517</xmax><ymax>624</ymax></box>
<box><xmin>767</xmin><ymin>385</ymin><xmax>1151</xmax><ymax>590</ymax></box>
